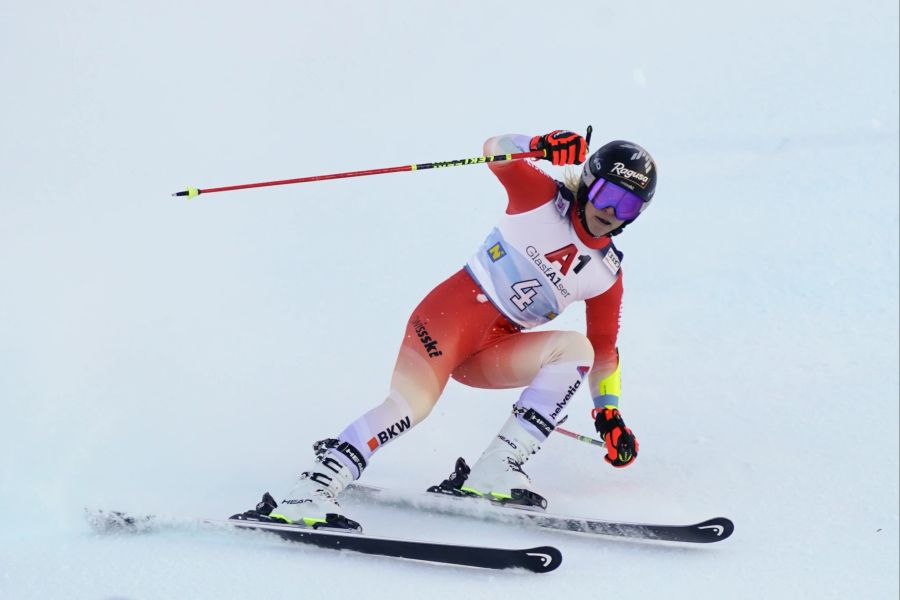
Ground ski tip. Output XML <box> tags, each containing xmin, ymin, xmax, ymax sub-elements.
<box><xmin>692</xmin><ymin>517</ymin><xmax>735</xmax><ymax>542</ymax></box>
<box><xmin>522</xmin><ymin>545</ymin><xmax>563</xmax><ymax>573</ymax></box>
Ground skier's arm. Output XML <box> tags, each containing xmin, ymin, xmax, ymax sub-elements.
<box><xmin>482</xmin><ymin>134</ymin><xmax>560</xmax><ymax>215</ymax></box>
<box><xmin>585</xmin><ymin>275</ymin><xmax>623</xmax><ymax>409</ymax></box>
<box><xmin>585</xmin><ymin>276</ymin><xmax>639</xmax><ymax>468</ymax></box>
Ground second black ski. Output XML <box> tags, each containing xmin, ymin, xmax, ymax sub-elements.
<box><xmin>86</xmin><ymin>509</ymin><xmax>561</xmax><ymax>573</ymax></box>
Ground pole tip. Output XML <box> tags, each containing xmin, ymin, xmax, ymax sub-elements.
<box><xmin>173</xmin><ymin>187</ymin><xmax>200</xmax><ymax>198</ymax></box>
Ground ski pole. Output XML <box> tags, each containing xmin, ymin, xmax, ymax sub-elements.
<box><xmin>172</xmin><ymin>149</ymin><xmax>546</xmax><ymax>198</ymax></box>
<box><xmin>554</xmin><ymin>413</ymin><xmax>606</xmax><ymax>449</ymax></box>
<box><xmin>172</xmin><ymin>125</ymin><xmax>592</xmax><ymax>198</ymax></box>
<box><xmin>555</xmin><ymin>426</ymin><xmax>607</xmax><ymax>449</ymax></box>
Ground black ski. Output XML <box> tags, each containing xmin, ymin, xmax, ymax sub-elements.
<box><xmin>343</xmin><ymin>483</ymin><xmax>734</xmax><ymax>544</ymax></box>
<box><xmin>85</xmin><ymin>509</ymin><xmax>561</xmax><ymax>573</ymax></box>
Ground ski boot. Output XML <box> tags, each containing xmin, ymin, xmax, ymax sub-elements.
<box><xmin>428</xmin><ymin>414</ymin><xmax>548</xmax><ymax>511</ymax></box>
<box><xmin>231</xmin><ymin>439</ymin><xmax>364</xmax><ymax>532</ymax></box>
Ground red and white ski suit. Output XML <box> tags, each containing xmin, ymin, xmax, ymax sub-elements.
<box><xmin>335</xmin><ymin>134</ymin><xmax>624</xmax><ymax>475</ymax></box>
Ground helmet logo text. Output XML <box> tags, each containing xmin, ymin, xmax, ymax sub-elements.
<box><xmin>609</xmin><ymin>162</ymin><xmax>650</xmax><ymax>187</ymax></box>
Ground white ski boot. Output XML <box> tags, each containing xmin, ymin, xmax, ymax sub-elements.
<box><xmin>233</xmin><ymin>439</ymin><xmax>364</xmax><ymax>532</ymax></box>
<box><xmin>429</xmin><ymin>413</ymin><xmax>549</xmax><ymax>510</ymax></box>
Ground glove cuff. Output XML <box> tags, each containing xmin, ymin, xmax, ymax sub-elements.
<box><xmin>593</xmin><ymin>407</ymin><xmax>626</xmax><ymax>435</ymax></box>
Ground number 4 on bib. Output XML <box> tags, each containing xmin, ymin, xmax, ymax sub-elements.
<box><xmin>510</xmin><ymin>279</ymin><xmax>542</xmax><ymax>311</ymax></box>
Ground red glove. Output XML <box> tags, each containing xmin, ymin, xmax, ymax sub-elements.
<box><xmin>593</xmin><ymin>408</ymin><xmax>639</xmax><ymax>468</ymax></box>
<box><xmin>529</xmin><ymin>130</ymin><xmax>587</xmax><ymax>166</ymax></box>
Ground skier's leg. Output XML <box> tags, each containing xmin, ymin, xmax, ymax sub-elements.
<box><xmin>335</xmin><ymin>269</ymin><xmax>509</xmax><ymax>465</ymax></box>
<box><xmin>440</xmin><ymin>330</ymin><xmax>594</xmax><ymax>507</ymax></box>
<box><xmin>271</xmin><ymin>270</ymin><xmax>508</xmax><ymax>526</ymax></box>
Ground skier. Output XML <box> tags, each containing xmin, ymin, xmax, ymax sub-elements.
<box><xmin>235</xmin><ymin>130</ymin><xmax>658</xmax><ymax>531</ymax></box>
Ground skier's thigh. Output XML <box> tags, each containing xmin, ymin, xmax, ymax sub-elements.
<box><xmin>451</xmin><ymin>330</ymin><xmax>593</xmax><ymax>389</ymax></box>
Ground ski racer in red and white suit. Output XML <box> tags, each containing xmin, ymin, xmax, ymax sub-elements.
<box><xmin>258</xmin><ymin>131</ymin><xmax>655</xmax><ymax>527</ymax></box>
<box><xmin>337</xmin><ymin>134</ymin><xmax>629</xmax><ymax>459</ymax></box>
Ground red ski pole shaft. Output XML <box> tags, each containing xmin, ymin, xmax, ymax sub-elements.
<box><xmin>172</xmin><ymin>149</ymin><xmax>546</xmax><ymax>198</ymax></box>
<box><xmin>555</xmin><ymin>426</ymin><xmax>607</xmax><ymax>449</ymax></box>
<box><xmin>553</xmin><ymin>398</ymin><xmax>606</xmax><ymax>449</ymax></box>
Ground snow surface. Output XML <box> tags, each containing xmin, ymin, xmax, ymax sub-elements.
<box><xmin>1</xmin><ymin>1</ymin><xmax>898</xmax><ymax>598</ymax></box>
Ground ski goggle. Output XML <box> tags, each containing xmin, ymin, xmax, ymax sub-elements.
<box><xmin>587</xmin><ymin>179</ymin><xmax>647</xmax><ymax>221</ymax></box>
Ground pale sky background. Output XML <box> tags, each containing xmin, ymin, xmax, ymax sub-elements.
<box><xmin>1</xmin><ymin>1</ymin><xmax>898</xmax><ymax>598</ymax></box>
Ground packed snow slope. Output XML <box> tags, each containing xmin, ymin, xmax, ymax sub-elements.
<box><xmin>1</xmin><ymin>1</ymin><xmax>897</xmax><ymax>598</ymax></box>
